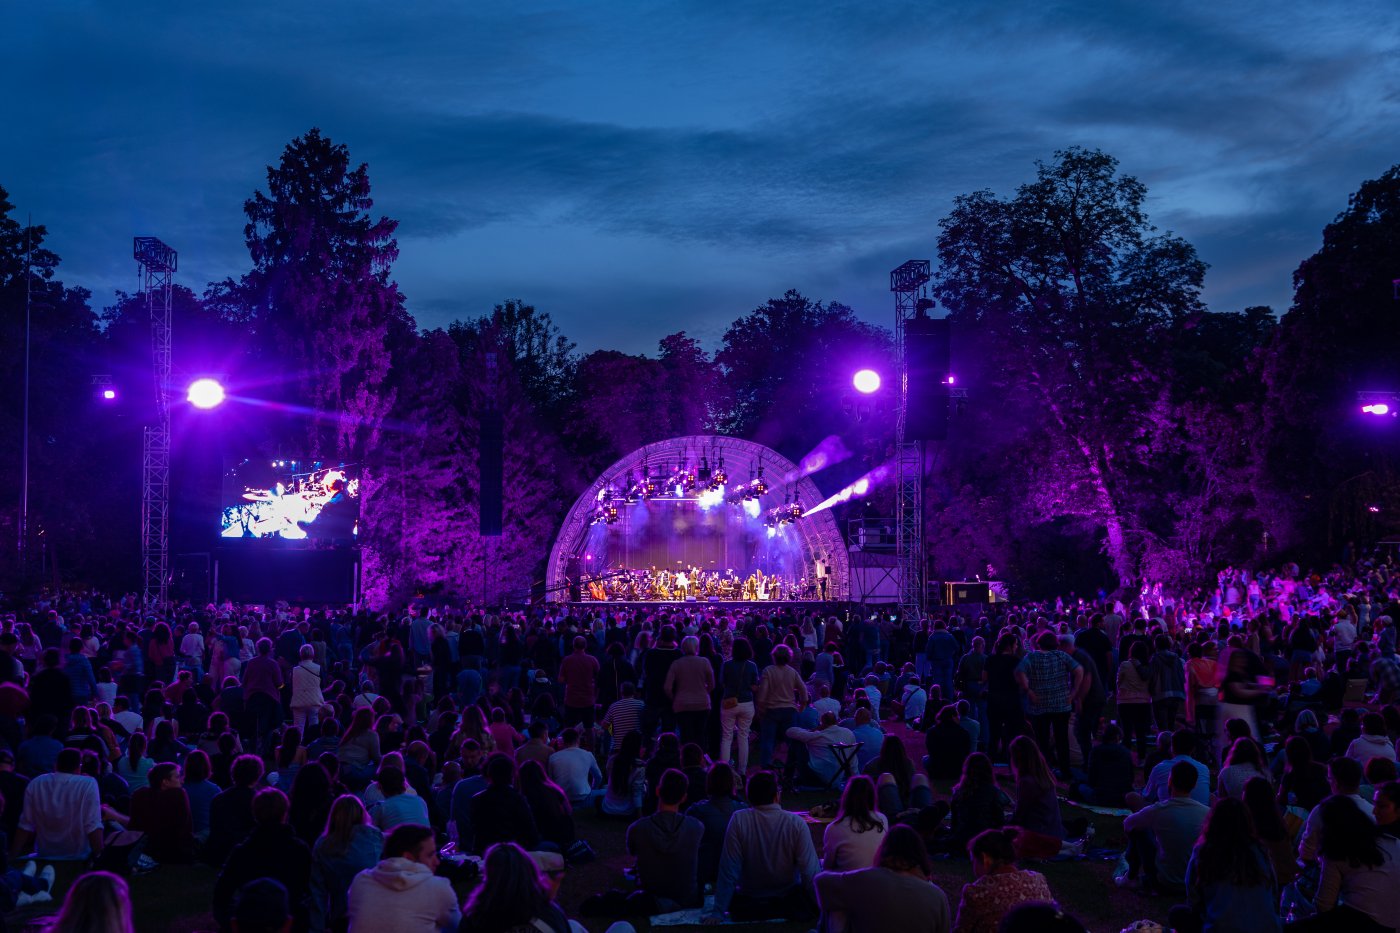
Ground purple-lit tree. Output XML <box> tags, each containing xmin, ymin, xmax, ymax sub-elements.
<box><xmin>934</xmin><ymin>148</ymin><xmax>1207</xmax><ymax>589</ymax></box>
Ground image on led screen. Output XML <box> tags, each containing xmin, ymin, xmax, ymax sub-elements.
<box><xmin>220</xmin><ymin>459</ymin><xmax>359</xmax><ymax>544</ymax></box>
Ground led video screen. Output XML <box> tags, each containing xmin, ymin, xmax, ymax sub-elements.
<box><xmin>220</xmin><ymin>459</ymin><xmax>359</xmax><ymax>545</ymax></box>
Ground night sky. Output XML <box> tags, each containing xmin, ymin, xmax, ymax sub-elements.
<box><xmin>5</xmin><ymin>2</ymin><xmax>1399</xmax><ymax>354</ymax></box>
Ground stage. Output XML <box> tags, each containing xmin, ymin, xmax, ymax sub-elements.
<box><xmin>565</xmin><ymin>600</ymin><xmax>845</xmax><ymax>614</ymax></box>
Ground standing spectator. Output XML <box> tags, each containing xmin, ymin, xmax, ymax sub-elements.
<box><xmin>719</xmin><ymin>637</ymin><xmax>759</xmax><ymax>777</ymax></box>
<box><xmin>985</xmin><ymin>635</ymin><xmax>1025</xmax><ymax>763</ymax></box>
<box><xmin>756</xmin><ymin>645</ymin><xmax>806</xmax><ymax>769</ymax></box>
<box><xmin>665</xmin><ymin>636</ymin><xmax>715</xmax><ymax>749</ymax></box>
<box><xmin>1062</xmin><ymin>633</ymin><xmax>1105</xmax><ymax>768</ymax></box>
<box><xmin>815</xmin><ymin>825</ymin><xmax>952</xmax><ymax>933</ymax></box>
<box><xmin>709</xmin><ymin>770</ymin><xmax>820</xmax><ymax>922</ymax></box>
<box><xmin>558</xmin><ymin>636</ymin><xmax>600</xmax><ymax>730</ymax></box>
<box><xmin>290</xmin><ymin>644</ymin><xmax>324</xmax><ymax>734</ymax></box>
<box><xmin>1148</xmin><ymin>634</ymin><xmax>1187</xmax><ymax>731</ymax></box>
<box><xmin>1116</xmin><ymin>641</ymin><xmax>1155</xmax><ymax>760</ymax></box>
<box><xmin>924</xmin><ymin>620</ymin><xmax>961</xmax><ymax>702</ymax></box>
<box><xmin>951</xmin><ymin>828</ymin><xmax>1053</xmax><ymax>933</ymax></box>
<box><xmin>28</xmin><ymin>650</ymin><xmax>73</xmax><ymax>731</ymax></box>
<box><xmin>243</xmin><ymin>638</ymin><xmax>285</xmax><ymax>756</ymax></box>
<box><xmin>347</xmin><ymin>823</ymin><xmax>460</xmax><ymax>933</ymax></box>
<box><xmin>63</xmin><ymin>639</ymin><xmax>97</xmax><ymax>707</ymax></box>
<box><xmin>1015</xmin><ymin>631</ymin><xmax>1083</xmax><ymax>775</ymax></box>
<box><xmin>642</xmin><ymin>625</ymin><xmax>683</xmax><ymax>736</ymax></box>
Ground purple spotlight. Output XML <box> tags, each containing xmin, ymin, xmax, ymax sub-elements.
<box><xmin>101</xmin><ymin>388</ymin><xmax>117</xmax><ymax>401</ymax></box>
<box><xmin>946</xmin><ymin>374</ymin><xmax>956</xmax><ymax>385</ymax></box>
<box><xmin>852</xmin><ymin>369</ymin><xmax>881</xmax><ymax>394</ymax></box>
<box><xmin>1362</xmin><ymin>403</ymin><xmax>1391</xmax><ymax>416</ymax></box>
<box><xmin>186</xmin><ymin>378</ymin><xmax>225</xmax><ymax>410</ymax></box>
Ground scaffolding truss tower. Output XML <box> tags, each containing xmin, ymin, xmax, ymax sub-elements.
<box><xmin>135</xmin><ymin>237</ymin><xmax>177</xmax><ymax>609</ymax></box>
<box><xmin>891</xmin><ymin>260</ymin><xmax>931</xmax><ymax>620</ymax></box>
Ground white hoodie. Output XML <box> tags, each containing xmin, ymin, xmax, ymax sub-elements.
<box><xmin>347</xmin><ymin>857</ymin><xmax>460</xmax><ymax>933</ymax></box>
<box><xmin>1346</xmin><ymin>733</ymin><xmax>1398</xmax><ymax>766</ymax></box>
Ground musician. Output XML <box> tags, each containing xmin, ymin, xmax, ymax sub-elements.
<box><xmin>300</xmin><ymin>475</ymin><xmax>356</xmax><ymax>541</ymax></box>
<box><xmin>675</xmin><ymin>569</ymin><xmax>689</xmax><ymax>599</ymax></box>
<box><xmin>815</xmin><ymin>557</ymin><xmax>829</xmax><ymax>601</ymax></box>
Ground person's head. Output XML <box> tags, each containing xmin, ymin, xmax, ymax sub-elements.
<box><xmin>382</xmin><ymin>823</ymin><xmax>438</xmax><ymax>872</ymax></box>
<box><xmin>233</xmin><ymin>754</ymin><xmax>266</xmax><ymax>789</ymax></box>
<box><xmin>968</xmin><ymin>827</ymin><xmax>1018</xmax><ymax>876</ymax></box>
<box><xmin>656</xmin><ymin>768</ymin><xmax>688</xmax><ymax>810</ymax></box>
<box><xmin>572</xmin><ymin>635</ymin><xmax>587</xmax><ymax>653</ymax></box>
<box><xmin>681</xmin><ymin>635</ymin><xmax>699</xmax><ymax>656</ymax></box>
<box><xmin>875</xmin><ymin>824</ymin><xmax>932</xmax><ymax>877</ymax></box>
<box><xmin>955</xmin><ymin>752</ymin><xmax>995</xmax><ymax>797</ymax></box>
<box><xmin>1365</xmin><ymin>757</ymin><xmax>1397</xmax><ymax>787</ymax></box>
<box><xmin>732</xmin><ymin>637</ymin><xmax>752</xmax><ymax>664</ymax></box>
<box><xmin>1225</xmin><ymin>718</ymin><xmax>1252</xmax><ymax>744</ymax></box>
<box><xmin>527</xmin><ymin>720</ymin><xmax>549</xmax><ymax>742</ymax></box>
<box><xmin>1009</xmin><ymin>735</ymin><xmax>1053</xmax><ymax>788</ymax></box>
<box><xmin>1036</xmin><ymin>631</ymin><xmax>1058</xmax><ymax>652</ymax></box>
<box><xmin>320</xmin><ymin>794</ymin><xmax>370</xmax><ymax>852</ymax></box>
<box><xmin>705</xmin><ymin>761</ymin><xmax>737</xmax><ymax>799</ymax></box>
<box><xmin>560</xmin><ymin>727</ymin><xmax>579</xmax><ymax>748</ymax></box>
<box><xmin>251</xmin><ymin>787</ymin><xmax>289</xmax><ymax>827</ymax></box>
<box><xmin>55</xmin><ymin>747</ymin><xmax>82</xmax><ymax>774</ymax></box>
<box><xmin>1328</xmin><ymin>756</ymin><xmax>1363</xmax><ymax>795</ymax></box>
<box><xmin>1243</xmin><ymin>776</ymin><xmax>1288</xmax><ymax>842</ymax></box>
<box><xmin>231</xmin><ymin>878</ymin><xmax>291</xmax><ymax>933</ymax></box>
<box><xmin>48</xmin><ymin>871</ymin><xmax>132</xmax><ymax>933</ymax></box>
<box><xmin>1373</xmin><ymin>781</ymin><xmax>1400</xmax><ymax>827</ymax></box>
<box><xmin>772</xmin><ymin>644</ymin><xmax>792</xmax><ymax>666</ymax></box>
<box><xmin>1284</xmin><ymin>735</ymin><xmax>1314</xmax><ymax>771</ymax></box>
<box><xmin>463</xmin><ymin>842</ymin><xmax>553</xmax><ymax>930</ymax></box>
<box><xmin>836</xmin><ymin>775</ymin><xmax>881</xmax><ymax>832</ymax></box>
<box><xmin>484</xmin><ymin>752</ymin><xmax>516</xmax><ymax>788</ymax></box>
<box><xmin>148</xmin><ymin>762</ymin><xmax>181</xmax><ymax>791</ymax></box>
<box><xmin>1100</xmin><ymin>724</ymin><xmax>1123</xmax><ymax>745</ymax></box>
<box><xmin>344</xmin><ymin>707</ymin><xmax>373</xmax><ymax>738</ymax></box>
<box><xmin>1362</xmin><ymin>712</ymin><xmax>1387</xmax><ymax>737</ymax></box>
<box><xmin>1170</xmin><ymin>729</ymin><xmax>1196</xmax><ymax>758</ymax></box>
<box><xmin>1317</xmin><ymin>795</ymin><xmax>1386</xmax><ymax>868</ymax></box>
<box><xmin>747</xmin><ymin>769</ymin><xmax>780</xmax><ymax>807</ymax></box>
<box><xmin>1225</xmin><ymin>737</ymin><xmax>1262</xmax><ymax>770</ymax></box>
<box><xmin>376</xmin><ymin>766</ymin><xmax>407</xmax><ymax>798</ymax></box>
<box><xmin>1168</xmin><ymin>760</ymin><xmax>1199</xmax><ymax>798</ymax></box>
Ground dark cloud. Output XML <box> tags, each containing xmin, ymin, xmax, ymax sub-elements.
<box><xmin>2</xmin><ymin>1</ymin><xmax>1398</xmax><ymax>351</ymax></box>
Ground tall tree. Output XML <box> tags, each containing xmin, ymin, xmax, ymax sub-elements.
<box><xmin>934</xmin><ymin>148</ymin><xmax>1207</xmax><ymax>587</ymax></box>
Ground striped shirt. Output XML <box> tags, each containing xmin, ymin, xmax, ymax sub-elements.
<box><xmin>603</xmin><ymin>698</ymin><xmax>646</xmax><ymax>740</ymax></box>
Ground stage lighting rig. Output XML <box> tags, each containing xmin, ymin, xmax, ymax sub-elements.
<box><xmin>752</xmin><ymin>466</ymin><xmax>769</xmax><ymax>498</ymax></box>
<box><xmin>697</xmin><ymin>456</ymin><xmax>712</xmax><ymax>487</ymax></box>
<box><xmin>712</xmin><ymin>456</ymin><xmax>728</xmax><ymax>488</ymax></box>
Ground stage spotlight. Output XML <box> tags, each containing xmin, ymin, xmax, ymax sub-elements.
<box><xmin>852</xmin><ymin>369</ymin><xmax>881</xmax><ymax>394</ymax></box>
<box><xmin>1362</xmin><ymin>403</ymin><xmax>1391</xmax><ymax>416</ymax></box>
<box><xmin>186</xmin><ymin>378</ymin><xmax>226</xmax><ymax>410</ymax></box>
<box><xmin>946</xmin><ymin>374</ymin><xmax>956</xmax><ymax>385</ymax></box>
<box><xmin>102</xmin><ymin>389</ymin><xmax>117</xmax><ymax>401</ymax></box>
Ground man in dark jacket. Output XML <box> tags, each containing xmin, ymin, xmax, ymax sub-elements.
<box><xmin>204</xmin><ymin>754</ymin><xmax>264</xmax><ymax>866</ymax></box>
<box><xmin>212</xmin><ymin>787</ymin><xmax>311</xmax><ymax>931</ymax></box>
<box><xmin>626</xmin><ymin>768</ymin><xmax>704</xmax><ymax>909</ymax></box>
<box><xmin>467</xmin><ymin>753</ymin><xmax>539</xmax><ymax>853</ymax></box>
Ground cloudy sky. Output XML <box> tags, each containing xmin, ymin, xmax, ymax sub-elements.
<box><xmin>4</xmin><ymin>1</ymin><xmax>1398</xmax><ymax>354</ymax></box>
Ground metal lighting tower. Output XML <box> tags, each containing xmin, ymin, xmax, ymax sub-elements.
<box><xmin>891</xmin><ymin>260</ymin><xmax>931</xmax><ymax>620</ymax></box>
<box><xmin>135</xmin><ymin>237</ymin><xmax>177</xmax><ymax>609</ymax></box>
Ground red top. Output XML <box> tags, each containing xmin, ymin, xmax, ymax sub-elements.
<box><xmin>559</xmin><ymin>651</ymin><xmax>600</xmax><ymax>708</ymax></box>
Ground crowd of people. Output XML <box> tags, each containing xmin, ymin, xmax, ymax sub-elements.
<box><xmin>0</xmin><ymin>548</ymin><xmax>1396</xmax><ymax>932</ymax></box>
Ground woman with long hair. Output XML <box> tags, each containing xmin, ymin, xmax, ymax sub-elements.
<box><xmin>947</xmin><ymin>752</ymin><xmax>1009</xmax><ymax>850</ymax></box>
<box><xmin>1278</xmin><ymin>735</ymin><xmax>1330</xmax><ymax>814</ymax></box>
<box><xmin>1242</xmin><ymin>776</ymin><xmax>1297</xmax><ymax>888</ymax></box>
<box><xmin>518</xmin><ymin>759</ymin><xmax>576</xmax><ymax>851</ymax></box>
<box><xmin>310</xmin><ymin>795</ymin><xmax>380</xmax><ymax>933</ymax></box>
<box><xmin>287</xmin><ymin>761</ymin><xmax>333</xmax><ymax>848</ymax></box>
<box><xmin>274</xmin><ymin>725</ymin><xmax>307</xmax><ymax>792</ymax></box>
<box><xmin>1173</xmin><ymin>797</ymin><xmax>1279</xmax><ymax>933</ymax></box>
<box><xmin>335</xmin><ymin>707</ymin><xmax>380</xmax><ymax>789</ymax></box>
<box><xmin>1300</xmin><ymin>795</ymin><xmax>1400</xmax><ymax>931</ymax></box>
<box><xmin>822</xmin><ymin>775</ymin><xmax>887</xmax><ymax>871</ymax></box>
<box><xmin>148</xmin><ymin>719</ymin><xmax>188</xmax><ymax>764</ymax></box>
<box><xmin>1217</xmin><ymin>736</ymin><xmax>1270</xmax><ymax>801</ymax></box>
<box><xmin>864</xmin><ymin>735</ymin><xmax>916</xmax><ymax>814</ymax></box>
<box><xmin>115</xmin><ymin>730</ymin><xmax>154</xmax><ymax>788</ymax></box>
<box><xmin>1006</xmin><ymin>735</ymin><xmax>1066</xmax><ymax>859</ymax></box>
<box><xmin>952</xmin><ymin>828</ymin><xmax>1053</xmax><ymax>933</ymax></box>
<box><xmin>459</xmin><ymin>842</ymin><xmax>568</xmax><ymax>933</ymax></box>
<box><xmin>600</xmin><ymin>730</ymin><xmax>646</xmax><ymax>817</ymax></box>
<box><xmin>45</xmin><ymin>871</ymin><xmax>133</xmax><ymax>933</ymax></box>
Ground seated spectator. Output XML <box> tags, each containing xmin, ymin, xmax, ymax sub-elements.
<box><xmin>924</xmin><ymin>705</ymin><xmax>973</xmax><ymax>780</ymax></box>
<box><xmin>1120</xmin><ymin>760</ymin><xmax>1209</xmax><ymax>893</ymax></box>
<box><xmin>686</xmin><ymin>762</ymin><xmax>747</xmax><ymax>886</ymax></box>
<box><xmin>347</xmin><ymin>823</ymin><xmax>460</xmax><ymax>933</ymax></box>
<box><xmin>204</xmin><ymin>754</ymin><xmax>265</xmax><ymax>867</ymax></box>
<box><xmin>369</xmin><ymin>766</ymin><xmax>429</xmax><ymax>832</ymax></box>
<box><xmin>1216</xmin><ymin>736</ymin><xmax>1270</xmax><ymax>801</ymax></box>
<box><xmin>1374</xmin><ymin>780</ymin><xmax>1400</xmax><ymax>837</ymax></box>
<box><xmin>230</xmin><ymin>878</ymin><xmax>291</xmax><ymax>933</ymax></box>
<box><xmin>468</xmin><ymin>753</ymin><xmax>539</xmax><ymax>853</ymax></box>
<box><xmin>460</xmin><ymin>842</ymin><xmax>603</xmax><ymax>933</ymax></box>
<box><xmin>127</xmin><ymin>762</ymin><xmax>196</xmax><ymax>863</ymax></box>
<box><xmin>938</xmin><ymin>752</ymin><xmax>1008</xmax><ymax>853</ymax></box>
<box><xmin>485</xmin><ymin>707</ymin><xmax>523</xmax><ymax>755</ymax></box>
<box><xmin>310</xmin><ymin>795</ymin><xmax>381</xmax><ymax>933</ymax></box>
<box><xmin>288</xmin><ymin>762</ymin><xmax>335</xmax><ymax>848</ymax></box>
<box><xmin>546</xmin><ymin>727</ymin><xmax>601</xmax><ymax>803</ymax></box>
<box><xmin>1278</xmin><ymin>735</ymin><xmax>1330</xmax><ymax>813</ymax></box>
<box><xmin>516</xmin><ymin>721</ymin><xmax>553</xmax><ymax>768</ymax></box>
<box><xmin>272</xmin><ymin>726</ymin><xmax>307</xmax><ymax>793</ymax></box>
<box><xmin>952</xmin><ymin>828</ymin><xmax>1053</xmax><ymax>933</ymax></box>
<box><xmin>642</xmin><ymin>733</ymin><xmax>682</xmax><ymax>815</ymax></box>
<box><xmin>1007</xmin><ymin>736</ymin><xmax>1067</xmax><ymax>860</ymax></box>
<box><xmin>12</xmin><ymin>747</ymin><xmax>103</xmax><ymax>861</ymax></box>
<box><xmin>815</xmin><ymin>824</ymin><xmax>952</xmax><ymax>933</ymax></box>
<box><xmin>1076</xmin><ymin>724</ymin><xmax>1134</xmax><ymax>808</ymax></box>
<box><xmin>709</xmin><ymin>770</ymin><xmax>820</xmax><ymax>922</ymax></box>
<box><xmin>335</xmin><ymin>708</ymin><xmax>381</xmax><ymax>790</ymax></box>
<box><xmin>46</xmin><ymin>870</ymin><xmax>134</xmax><ymax>933</ymax></box>
<box><xmin>898</xmin><ymin>676</ymin><xmax>928</xmax><ymax>726</ymax></box>
<box><xmin>822</xmin><ymin>775</ymin><xmax>887</xmax><ymax>871</ymax></box>
<box><xmin>449</xmin><ymin>739</ymin><xmax>487</xmax><ymax>846</ymax></box>
<box><xmin>212</xmin><ymin>788</ymin><xmax>311</xmax><ymax>931</ymax></box>
<box><xmin>1136</xmin><ymin>730</ymin><xmax>1211</xmax><ymax>807</ymax></box>
<box><xmin>785</xmin><ymin>711</ymin><xmax>858</xmax><ymax>788</ymax></box>
<box><xmin>1296</xmin><ymin>794</ymin><xmax>1400</xmax><ymax>933</ymax></box>
<box><xmin>625</xmin><ymin>768</ymin><xmax>704</xmax><ymax>910</ymax></box>
<box><xmin>1299</xmin><ymin>757</ymin><xmax>1374</xmax><ymax>863</ymax></box>
<box><xmin>599</xmin><ymin>731</ymin><xmax>646</xmax><ymax>818</ymax></box>
<box><xmin>182</xmin><ymin>750</ymin><xmax>221</xmax><ymax>842</ymax></box>
<box><xmin>17</xmin><ymin>715</ymin><xmax>63</xmax><ymax>778</ymax></box>
<box><xmin>680</xmin><ymin>742</ymin><xmax>709</xmax><ymax>806</ymax></box>
<box><xmin>1169</xmin><ymin>797</ymin><xmax>1280</xmax><ymax>933</ymax></box>
<box><xmin>1243</xmin><ymin>776</ymin><xmax>1299</xmax><ymax>888</ymax></box>
<box><xmin>519</xmin><ymin>759</ymin><xmax>576</xmax><ymax>851</ymax></box>
<box><xmin>846</xmin><ymin>707</ymin><xmax>884</xmax><ymax>770</ymax></box>
<box><xmin>115</xmin><ymin>731</ymin><xmax>156</xmax><ymax>791</ymax></box>
<box><xmin>1347</xmin><ymin>712</ymin><xmax>1398</xmax><ymax>767</ymax></box>
<box><xmin>864</xmin><ymin>735</ymin><xmax>917</xmax><ymax>814</ymax></box>
<box><xmin>811</xmin><ymin>683</ymin><xmax>842</xmax><ymax>719</ymax></box>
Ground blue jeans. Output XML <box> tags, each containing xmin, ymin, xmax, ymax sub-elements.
<box><xmin>758</xmin><ymin>707</ymin><xmax>797</xmax><ymax>767</ymax></box>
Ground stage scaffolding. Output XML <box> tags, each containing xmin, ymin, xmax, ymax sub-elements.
<box><xmin>135</xmin><ymin>236</ymin><xmax>176</xmax><ymax>609</ymax></box>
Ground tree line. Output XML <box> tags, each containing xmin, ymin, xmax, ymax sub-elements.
<box><xmin>1</xmin><ymin>131</ymin><xmax>1396</xmax><ymax>603</ymax></box>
